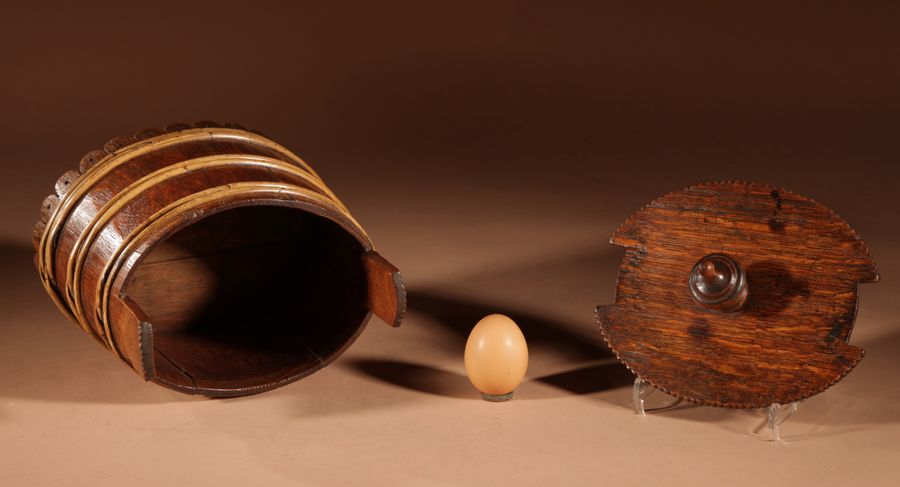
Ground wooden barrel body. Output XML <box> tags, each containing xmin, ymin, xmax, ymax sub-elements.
<box><xmin>33</xmin><ymin>122</ymin><xmax>405</xmax><ymax>397</ymax></box>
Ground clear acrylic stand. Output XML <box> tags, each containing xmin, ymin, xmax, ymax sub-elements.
<box><xmin>766</xmin><ymin>402</ymin><xmax>800</xmax><ymax>442</ymax></box>
<box><xmin>632</xmin><ymin>378</ymin><xmax>800</xmax><ymax>442</ymax></box>
<box><xmin>632</xmin><ymin>378</ymin><xmax>682</xmax><ymax>415</ymax></box>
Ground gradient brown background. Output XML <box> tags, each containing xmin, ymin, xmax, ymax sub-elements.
<box><xmin>1</xmin><ymin>2</ymin><xmax>898</xmax><ymax>486</ymax></box>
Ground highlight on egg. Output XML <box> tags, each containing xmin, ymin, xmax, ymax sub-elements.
<box><xmin>464</xmin><ymin>314</ymin><xmax>529</xmax><ymax>402</ymax></box>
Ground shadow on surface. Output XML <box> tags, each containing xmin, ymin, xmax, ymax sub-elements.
<box><xmin>352</xmin><ymin>246</ymin><xmax>634</xmax><ymax>400</ymax></box>
<box><xmin>0</xmin><ymin>242</ymin><xmax>189</xmax><ymax>404</ymax></box>
<box><xmin>534</xmin><ymin>361</ymin><xmax>634</xmax><ymax>396</ymax></box>
<box><xmin>347</xmin><ymin>359</ymin><xmax>473</xmax><ymax>399</ymax></box>
<box><xmin>347</xmin><ymin>358</ymin><xmax>638</xmax><ymax>402</ymax></box>
<box><xmin>406</xmin><ymin>291</ymin><xmax>611</xmax><ymax>363</ymax></box>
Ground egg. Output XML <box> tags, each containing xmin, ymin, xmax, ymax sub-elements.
<box><xmin>464</xmin><ymin>314</ymin><xmax>529</xmax><ymax>401</ymax></box>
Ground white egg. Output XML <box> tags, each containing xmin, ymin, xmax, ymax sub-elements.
<box><xmin>464</xmin><ymin>314</ymin><xmax>529</xmax><ymax>401</ymax></box>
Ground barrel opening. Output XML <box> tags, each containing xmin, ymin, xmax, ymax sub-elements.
<box><xmin>122</xmin><ymin>205</ymin><xmax>369</xmax><ymax>394</ymax></box>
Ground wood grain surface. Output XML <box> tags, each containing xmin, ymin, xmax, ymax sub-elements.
<box><xmin>32</xmin><ymin>122</ymin><xmax>405</xmax><ymax>396</ymax></box>
<box><xmin>596</xmin><ymin>181</ymin><xmax>879</xmax><ymax>408</ymax></box>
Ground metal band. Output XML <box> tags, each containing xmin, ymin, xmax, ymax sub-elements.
<box><xmin>94</xmin><ymin>182</ymin><xmax>367</xmax><ymax>358</ymax></box>
<box><xmin>37</xmin><ymin>128</ymin><xmax>330</xmax><ymax>334</ymax></box>
<box><xmin>65</xmin><ymin>155</ymin><xmax>362</xmax><ymax>339</ymax></box>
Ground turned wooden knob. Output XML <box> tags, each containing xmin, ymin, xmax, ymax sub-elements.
<box><xmin>597</xmin><ymin>182</ymin><xmax>879</xmax><ymax>408</ymax></box>
<box><xmin>689</xmin><ymin>253</ymin><xmax>748</xmax><ymax>312</ymax></box>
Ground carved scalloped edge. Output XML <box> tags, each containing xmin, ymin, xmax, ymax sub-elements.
<box><xmin>599</xmin><ymin>179</ymin><xmax>878</xmax><ymax>409</ymax></box>
<box><xmin>596</xmin><ymin>305</ymin><xmax>865</xmax><ymax>409</ymax></box>
<box><xmin>32</xmin><ymin>121</ymin><xmax>263</xmax><ymax>252</ymax></box>
<box><xmin>610</xmin><ymin>180</ymin><xmax>879</xmax><ymax>282</ymax></box>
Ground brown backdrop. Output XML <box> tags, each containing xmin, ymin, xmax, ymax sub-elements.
<box><xmin>1</xmin><ymin>2</ymin><xmax>898</xmax><ymax>485</ymax></box>
<box><xmin>3</xmin><ymin>1</ymin><xmax>899</xmax><ymax>243</ymax></box>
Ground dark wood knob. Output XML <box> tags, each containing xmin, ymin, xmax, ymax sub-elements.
<box><xmin>689</xmin><ymin>253</ymin><xmax>748</xmax><ymax>312</ymax></box>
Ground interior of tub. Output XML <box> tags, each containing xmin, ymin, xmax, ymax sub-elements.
<box><xmin>121</xmin><ymin>205</ymin><xmax>369</xmax><ymax>394</ymax></box>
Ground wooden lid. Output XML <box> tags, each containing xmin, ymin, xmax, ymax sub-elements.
<box><xmin>597</xmin><ymin>181</ymin><xmax>879</xmax><ymax>408</ymax></box>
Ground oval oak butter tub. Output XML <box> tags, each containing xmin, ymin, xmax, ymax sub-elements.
<box><xmin>33</xmin><ymin>122</ymin><xmax>406</xmax><ymax>397</ymax></box>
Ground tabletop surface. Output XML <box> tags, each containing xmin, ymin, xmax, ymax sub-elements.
<box><xmin>1</xmin><ymin>3</ymin><xmax>899</xmax><ymax>485</ymax></box>
<box><xmin>1</xmin><ymin>154</ymin><xmax>897</xmax><ymax>486</ymax></box>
